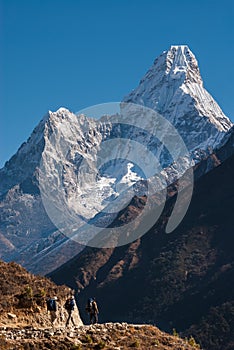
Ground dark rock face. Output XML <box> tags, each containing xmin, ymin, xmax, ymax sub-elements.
<box><xmin>50</xmin><ymin>146</ymin><xmax>234</xmax><ymax>350</ymax></box>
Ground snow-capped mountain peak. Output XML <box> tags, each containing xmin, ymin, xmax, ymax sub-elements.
<box><xmin>124</xmin><ymin>45</ymin><xmax>232</xmax><ymax>151</ymax></box>
<box><xmin>165</xmin><ymin>45</ymin><xmax>202</xmax><ymax>84</ymax></box>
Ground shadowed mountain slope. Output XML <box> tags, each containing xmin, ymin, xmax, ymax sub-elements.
<box><xmin>50</xmin><ymin>144</ymin><xmax>234</xmax><ymax>350</ymax></box>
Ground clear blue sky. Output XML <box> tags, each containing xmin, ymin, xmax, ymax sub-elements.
<box><xmin>0</xmin><ymin>0</ymin><xmax>233</xmax><ymax>167</ymax></box>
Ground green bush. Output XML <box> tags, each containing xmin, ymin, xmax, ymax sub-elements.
<box><xmin>83</xmin><ymin>334</ymin><xmax>92</xmax><ymax>343</ymax></box>
<box><xmin>130</xmin><ymin>339</ymin><xmax>140</xmax><ymax>347</ymax></box>
<box><xmin>188</xmin><ymin>336</ymin><xmax>200</xmax><ymax>348</ymax></box>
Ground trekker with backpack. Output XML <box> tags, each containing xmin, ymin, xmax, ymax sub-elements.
<box><xmin>46</xmin><ymin>296</ymin><xmax>57</xmax><ymax>326</ymax></box>
<box><xmin>64</xmin><ymin>296</ymin><xmax>76</xmax><ymax>327</ymax></box>
<box><xmin>86</xmin><ymin>297</ymin><xmax>99</xmax><ymax>324</ymax></box>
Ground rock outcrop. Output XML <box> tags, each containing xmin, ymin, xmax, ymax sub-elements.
<box><xmin>0</xmin><ymin>323</ymin><xmax>199</xmax><ymax>349</ymax></box>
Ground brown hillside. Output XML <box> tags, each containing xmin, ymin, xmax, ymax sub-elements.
<box><xmin>0</xmin><ymin>261</ymin><xmax>198</xmax><ymax>349</ymax></box>
<box><xmin>0</xmin><ymin>260</ymin><xmax>82</xmax><ymax>328</ymax></box>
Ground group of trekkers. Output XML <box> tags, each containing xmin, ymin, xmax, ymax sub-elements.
<box><xmin>46</xmin><ymin>295</ymin><xmax>99</xmax><ymax>327</ymax></box>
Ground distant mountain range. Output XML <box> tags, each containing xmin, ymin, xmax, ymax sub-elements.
<box><xmin>0</xmin><ymin>45</ymin><xmax>232</xmax><ymax>275</ymax></box>
<box><xmin>0</xmin><ymin>45</ymin><xmax>234</xmax><ymax>349</ymax></box>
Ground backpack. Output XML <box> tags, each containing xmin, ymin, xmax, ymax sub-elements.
<box><xmin>65</xmin><ymin>298</ymin><xmax>75</xmax><ymax>311</ymax></box>
<box><xmin>86</xmin><ymin>298</ymin><xmax>98</xmax><ymax>313</ymax></box>
<box><xmin>47</xmin><ymin>298</ymin><xmax>57</xmax><ymax>311</ymax></box>
<box><xmin>86</xmin><ymin>298</ymin><xmax>94</xmax><ymax>313</ymax></box>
